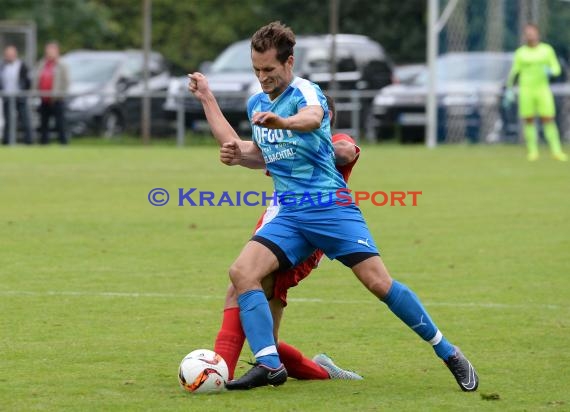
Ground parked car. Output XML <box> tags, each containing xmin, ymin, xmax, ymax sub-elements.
<box><xmin>369</xmin><ymin>52</ymin><xmax>514</xmax><ymax>143</ymax></box>
<box><xmin>164</xmin><ymin>34</ymin><xmax>394</xmax><ymax>132</ymax></box>
<box><xmin>393</xmin><ymin>64</ymin><xmax>425</xmax><ymax>85</ymax></box>
<box><xmin>369</xmin><ymin>52</ymin><xmax>568</xmax><ymax>143</ymax></box>
<box><xmin>63</xmin><ymin>50</ymin><xmax>171</xmax><ymax>137</ymax></box>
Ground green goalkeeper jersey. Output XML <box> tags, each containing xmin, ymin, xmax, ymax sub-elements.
<box><xmin>507</xmin><ymin>42</ymin><xmax>560</xmax><ymax>89</ymax></box>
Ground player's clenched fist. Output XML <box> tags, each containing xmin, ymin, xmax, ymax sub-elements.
<box><xmin>188</xmin><ymin>72</ymin><xmax>211</xmax><ymax>101</ymax></box>
<box><xmin>220</xmin><ymin>141</ymin><xmax>242</xmax><ymax>166</ymax></box>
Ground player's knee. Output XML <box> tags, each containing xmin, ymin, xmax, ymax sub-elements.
<box><xmin>228</xmin><ymin>262</ymin><xmax>257</xmax><ymax>291</ymax></box>
<box><xmin>228</xmin><ymin>263</ymin><xmax>244</xmax><ymax>285</ymax></box>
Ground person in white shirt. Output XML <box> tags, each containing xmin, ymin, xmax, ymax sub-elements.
<box><xmin>0</xmin><ymin>45</ymin><xmax>33</xmax><ymax>145</ymax></box>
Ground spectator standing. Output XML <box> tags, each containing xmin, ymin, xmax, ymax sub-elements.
<box><xmin>34</xmin><ymin>42</ymin><xmax>69</xmax><ymax>145</ymax></box>
<box><xmin>0</xmin><ymin>45</ymin><xmax>33</xmax><ymax>145</ymax></box>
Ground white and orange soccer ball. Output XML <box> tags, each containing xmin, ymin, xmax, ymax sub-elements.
<box><xmin>178</xmin><ymin>349</ymin><xmax>229</xmax><ymax>394</ymax></box>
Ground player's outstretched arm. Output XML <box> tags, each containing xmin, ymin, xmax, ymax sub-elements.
<box><xmin>252</xmin><ymin>106</ymin><xmax>324</xmax><ymax>132</ymax></box>
<box><xmin>220</xmin><ymin>140</ymin><xmax>265</xmax><ymax>169</ymax></box>
<box><xmin>188</xmin><ymin>72</ymin><xmax>241</xmax><ymax>146</ymax></box>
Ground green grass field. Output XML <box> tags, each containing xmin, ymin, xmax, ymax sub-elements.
<box><xmin>1</xmin><ymin>144</ymin><xmax>569</xmax><ymax>411</ymax></box>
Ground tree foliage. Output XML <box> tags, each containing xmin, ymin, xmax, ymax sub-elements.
<box><xmin>0</xmin><ymin>0</ymin><xmax>426</xmax><ymax>72</ymax></box>
<box><xmin>1</xmin><ymin>0</ymin><xmax>569</xmax><ymax>73</ymax></box>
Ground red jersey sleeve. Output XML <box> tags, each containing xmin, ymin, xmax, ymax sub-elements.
<box><xmin>332</xmin><ymin>133</ymin><xmax>360</xmax><ymax>183</ymax></box>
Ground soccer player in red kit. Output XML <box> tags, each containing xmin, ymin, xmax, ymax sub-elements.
<box><xmin>214</xmin><ymin>95</ymin><xmax>363</xmax><ymax>380</ymax></box>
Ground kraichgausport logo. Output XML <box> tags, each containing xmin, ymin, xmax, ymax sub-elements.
<box><xmin>147</xmin><ymin>188</ymin><xmax>422</xmax><ymax>207</ymax></box>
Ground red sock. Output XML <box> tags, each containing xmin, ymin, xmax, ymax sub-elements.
<box><xmin>213</xmin><ymin>307</ymin><xmax>245</xmax><ymax>380</ymax></box>
<box><xmin>278</xmin><ymin>341</ymin><xmax>329</xmax><ymax>380</ymax></box>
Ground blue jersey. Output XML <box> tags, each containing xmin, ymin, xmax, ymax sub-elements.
<box><xmin>247</xmin><ymin>77</ymin><xmax>346</xmax><ymax>208</ymax></box>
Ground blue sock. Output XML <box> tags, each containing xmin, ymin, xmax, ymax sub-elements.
<box><xmin>383</xmin><ymin>280</ymin><xmax>456</xmax><ymax>360</ymax></box>
<box><xmin>238</xmin><ymin>290</ymin><xmax>281</xmax><ymax>369</ymax></box>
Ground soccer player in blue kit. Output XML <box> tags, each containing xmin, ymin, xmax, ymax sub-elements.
<box><xmin>189</xmin><ymin>21</ymin><xmax>479</xmax><ymax>392</ymax></box>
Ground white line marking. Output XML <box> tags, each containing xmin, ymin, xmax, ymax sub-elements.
<box><xmin>0</xmin><ymin>290</ymin><xmax>564</xmax><ymax>310</ymax></box>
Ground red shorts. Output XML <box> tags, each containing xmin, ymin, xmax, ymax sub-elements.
<box><xmin>253</xmin><ymin>209</ymin><xmax>323</xmax><ymax>306</ymax></box>
<box><xmin>273</xmin><ymin>249</ymin><xmax>324</xmax><ymax>306</ymax></box>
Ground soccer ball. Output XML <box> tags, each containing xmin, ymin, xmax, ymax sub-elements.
<box><xmin>178</xmin><ymin>349</ymin><xmax>228</xmax><ymax>394</ymax></box>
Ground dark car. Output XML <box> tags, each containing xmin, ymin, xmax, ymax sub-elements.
<box><xmin>164</xmin><ymin>34</ymin><xmax>394</xmax><ymax>132</ymax></box>
<box><xmin>370</xmin><ymin>52</ymin><xmax>569</xmax><ymax>144</ymax></box>
<box><xmin>369</xmin><ymin>52</ymin><xmax>514</xmax><ymax>143</ymax></box>
<box><xmin>63</xmin><ymin>50</ymin><xmax>171</xmax><ymax>137</ymax></box>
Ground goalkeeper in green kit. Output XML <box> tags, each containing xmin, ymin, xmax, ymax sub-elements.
<box><xmin>504</xmin><ymin>23</ymin><xmax>567</xmax><ymax>162</ymax></box>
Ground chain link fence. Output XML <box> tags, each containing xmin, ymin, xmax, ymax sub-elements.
<box><xmin>436</xmin><ymin>0</ymin><xmax>570</xmax><ymax>144</ymax></box>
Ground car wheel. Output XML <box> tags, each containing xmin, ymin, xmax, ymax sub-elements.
<box><xmin>101</xmin><ymin>110</ymin><xmax>124</xmax><ymax>138</ymax></box>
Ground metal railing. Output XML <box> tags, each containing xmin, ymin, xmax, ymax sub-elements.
<box><xmin>1</xmin><ymin>88</ymin><xmax>379</xmax><ymax>146</ymax></box>
<box><xmin>4</xmin><ymin>87</ymin><xmax>570</xmax><ymax>146</ymax></box>
<box><xmin>0</xmin><ymin>90</ymin><xmax>181</xmax><ymax>145</ymax></box>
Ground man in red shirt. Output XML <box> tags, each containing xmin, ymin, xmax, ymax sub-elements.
<box><xmin>214</xmin><ymin>95</ymin><xmax>363</xmax><ymax>381</ymax></box>
<box><xmin>34</xmin><ymin>42</ymin><xmax>69</xmax><ymax>145</ymax></box>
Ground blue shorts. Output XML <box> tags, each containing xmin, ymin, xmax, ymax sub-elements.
<box><xmin>252</xmin><ymin>203</ymin><xmax>380</xmax><ymax>269</ymax></box>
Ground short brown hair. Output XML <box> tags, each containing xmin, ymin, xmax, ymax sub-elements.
<box><xmin>325</xmin><ymin>94</ymin><xmax>336</xmax><ymax>129</ymax></box>
<box><xmin>251</xmin><ymin>21</ymin><xmax>296</xmax><ymax>64</ymax></box>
